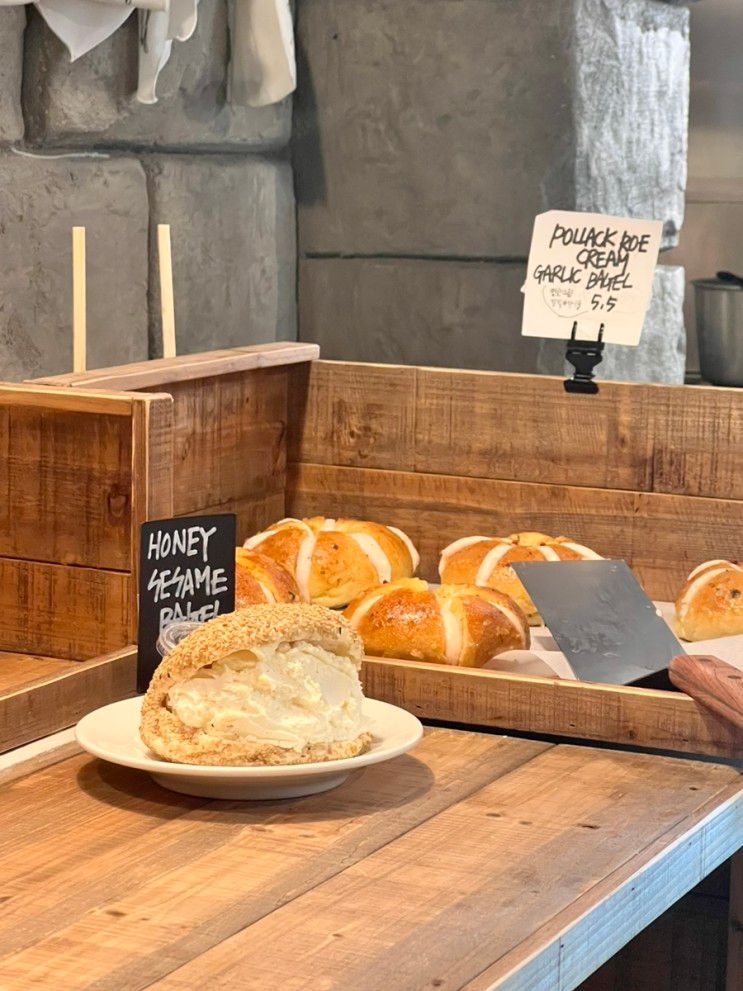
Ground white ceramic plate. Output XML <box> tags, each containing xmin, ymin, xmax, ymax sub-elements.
<box><xmin>76</xmin><ymin>697</ymin><xmax>423</xmax><ymax>801</ymax></box>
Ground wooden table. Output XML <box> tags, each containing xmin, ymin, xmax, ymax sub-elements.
<box><xmin>0</xmin><ymin>728</ymin><xmax>742</xmax><ymax>991</ymax></box>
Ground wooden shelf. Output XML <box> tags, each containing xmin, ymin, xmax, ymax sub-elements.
<box><xmin>32</xmin><ymin>341</ymin><xmax>320</xmax><ymax>391</ymax></box>
<box><xmin>0</xmin><ymin>648</ymin><xmax>136</xmax><ymax>754</ymax></box>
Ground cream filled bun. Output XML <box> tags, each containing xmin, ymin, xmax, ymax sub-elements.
<box><xmin>675</xmin><ymin>561</ymin><xmax>743</xmax><ymax>641</ymax></box>
<box><xmin>439</xmin><ymin>533</ymin><xmax>602</xmax><ymax>625</ymax></box>
<box><xmin>140</xmin><ymin>604</ymin><xmax>372</xmax><ymax>766</ymax></box>
<box><xmin>344</xmin><ymin>578</ymin><xmax>529</xmax><ymax>667</ymax></box>
<box><xmin>243</xmin><ymin>517</ymin><xmax>419</xmax><ymax>608</ymax></box>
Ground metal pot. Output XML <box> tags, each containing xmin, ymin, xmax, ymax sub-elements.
<box><xmin>694</xmin><ymin>278</ymin><xmax>743</xmax><ymax>386</ymax></box>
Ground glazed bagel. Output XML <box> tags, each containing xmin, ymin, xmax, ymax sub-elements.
<box><xmin>675</xmin><ymin>560</ymin><xmax>743</xmax><ymax>641</ymax></box>
<box><xmin>235</xmin><ymin>549</ymin><xmax>299</xmax><ymax>608</ymax></box>
<box><xmin>140</xmin><ymin>604</ymin><xmax>371</xmax><ymax>766</ymax></box>
<box><xmin>344</xmin><ymin>578</ymin><xmax>529</xmax><ymax>667</ymax></box>
<box><xmin>244</xmin><ymin>517</ymin><xmax>419</xmax><ymax>608</ymax></box>
<box><xmin>439</xmin><ymin>532</ymin><xmax>602</xmax><ymax>625</ymax></box>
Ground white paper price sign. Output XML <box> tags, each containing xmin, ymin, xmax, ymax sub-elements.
<box><xmin>521</xmin><ymin>211</ymin><xmax>663</xmax><ymax>345</ymax></box>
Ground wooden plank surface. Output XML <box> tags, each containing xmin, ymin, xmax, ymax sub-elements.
<box><xmin>31</xmin><ymin>342</ymin><xmax>320</xmax><ymax>391</ymax></box>
<box><xmin>287</xmin><ymin>361</ymin><xmax>743</xmax><ymax>500</ymax></box>
<box><xmin>0</xmin><ymin>652</ymin><xmax>79</xmax><ymax>693</ymax></box>
<box><xmin>361</xmin><ymin>656</ymin><xmax>743</xmax><ymax>760</ymax></box>
<box><xmin>85</xmin><ymin>746</ymin><xmax>743</xmax><ymax>991</ymax></box>
<box><xmin>0</xmin><ymin>400</ymin><xmax>133</xmax><ymax>570</ymax></box>
<box><xmin>461</xmin><ymin>776</ymin><xmax>743</xmax><ymax>991</ymax></box>
<box><xmin>130</xmin><ymin>394</ymin><xmax>174</xmax><ymax>525</ymax></box>
<box><xmin>0</xmin><ymin>383</ymin><xmax>135</xmax><ymax>416</ymax></box>
<box><xmin>287</xmin><ymin>462</ymin><xmax>743</xmax><ymax>601</ymax></box>
<box><xmin>129</xmin><ymin>395</ymin><xmax>174</xmax><ymax>641</ymax></box>
<box><xmin>0</xmin><ymin>386</ymin><xmax>164</xmax><ymax>660</ymax></box>
<box><xmin>650</xmin><ymin>383</ymin><xmax>743</xmax><ymax>500</ymax></box>
<box><xmin>36</xmin><ymin>352</ymin><xmax>302</xmax><ymax>544</ymax></box>
<box><xmin>414</xmin><ymin>368</ymin><xmax>654</xmax><ymax>492</ymax></box>
<box><xmin>0</xmin><ymin>558</ymin><xmax>131</xmax><ymax>661</ymax></box>
<box><xmin>0</xmin><ymin>730</ymin><xmax>545</xmax><ymax>989</ymax></box>
<box><xmin>163</xmin><ymin>368</ymin><xmax>288</xmax><ymax>540</ymax></box>
<box><xmin>0</xmin><ymin>647</ymin><xmax>136</xmax><ymax>753</ymax></box>
<box><xmin>196</xmin><ymin>492</ymin><xmax>286</xmax><ymax>545</ymax></box>
<box><xmin>0</xmin><ymin>730</ymin><xmax>739</xmax><ymax>991</ymax></box>
<box><xmin>288</xmin><ymin>360</ymin><xmax>418</xmax><ymax>470</ymax></box>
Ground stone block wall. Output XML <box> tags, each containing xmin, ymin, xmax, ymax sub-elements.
<box><xmin>0</xmin><ymin>3</ymin><xmax>296</xmax><ymax>381</ymax></box>
<box><xmin>294</xmin><ymin>0</ymin><xmax>692</xmax><ymax>383</ymax></box>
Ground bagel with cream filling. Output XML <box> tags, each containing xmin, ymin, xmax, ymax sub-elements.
<box><xmin>140</xmin><ymin>604</ymin><xmax>371</xmax><ymax>765</ymax></box>
<box><xmin>675</xmin><ymin>560</ymin><xmax>743</xmax><ymax>641</ymax></box>
<box><xmin>244</xmin><ymin>517</ymin><xmax>419</xmax><ymax>608</ymax></box>
<box><xmin>344</xmin><ymin>578</ymin><xmax>529</xmax><ymax>667</ymax></box>
<box><xmin>439</xmin><ymin>532</ymin><xmax>602</xmax><ymax>625</ymax></box>
<box><xmin>235</xmin><ymin>549</ymin><xmax>299</xmax><ymax>608</ymax></box>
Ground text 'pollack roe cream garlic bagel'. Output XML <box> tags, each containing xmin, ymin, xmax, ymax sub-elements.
<box><xmin>344</xmin><ymin>578</ymin><xmax>529</xmax><ymax>667</ymax></box>
<box><xmin>140</xmin><ymin>604</ymin><xmax>372</xmax><ymax>766</ymax></box>
<box><xmin>675</xmin><ymin>560</ymin><xmax>743</xmax><ymax>641</ymax></box>
<box><xmin>243</xmin><ymin>517</ymin><xmax>420</xmax><ymax>608</ymax></box>
<box><xmin>439</xmin><ymin>532</ymin><xmax>602</xmax><ymax>625</ymax></box>
<box><xmin>235</xmin><ymin>549</ymin><xmax>299</xmax><ymax>608</ymax></box>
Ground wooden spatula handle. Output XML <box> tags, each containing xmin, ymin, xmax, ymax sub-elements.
<box><xmin>669</xmin><ymin>655</ymin><xmax>743</xmax><ymax>731</ymax></box>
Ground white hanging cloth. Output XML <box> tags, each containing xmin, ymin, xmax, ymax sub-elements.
<box><xmin>1</xmin><ymin>0</ymin><xmax>295</xmax><ymax>107</ymax></box>
<box><xmin>137</xmin><ymin>0</ymin><xmax>199</xmax><ymax>105</ymax></box>
<box><xmin>229</xmin><ymin>0</ymin><xmax>295</xmax><ymax>108</ymax></box>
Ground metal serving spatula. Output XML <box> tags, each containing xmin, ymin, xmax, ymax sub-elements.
<box><xmin>512</xmin><ymin>559</ymin><xmax>685</xmax><ymax>685</ymax></box>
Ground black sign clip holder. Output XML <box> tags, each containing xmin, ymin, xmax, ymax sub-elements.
<box><xmin>564</xmin><ymin>321</ymin><xmax>605</xmax><ymax>395</ymax></box>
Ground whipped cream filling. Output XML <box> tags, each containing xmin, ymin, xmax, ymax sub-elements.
<box><xmin>489</xmin><ymin>599</ymin><xmax>527</xmax><ymax>641</ymax></box>
<box><xmin>255</xmin><ymin>579</ymin><xmax>276</xmax><ymax>604</ymax></box>
<box><xmin>687</xmin><ymin>559</ymin><xmax>739</xmax><ymax>580</ymax></box>
<box><xmin>439</xmin><ymin>536</ymin><xmax>493</xmax><ymax>571</ymax></box>
<box><xmin>244</xmin><ymin>518</ymin><xmax>312</xmax><ymax>551</ymax></box>
<box><xmin>349</xmin><ymin>532</ymin><xmax>392</xmax><ymax>584</ymax></box>
<box><xmin>439</xmin><ymin>598</ymin><xmax>463</xmax><ymax>663</ymax></box>
<box><xmin>347</xmin><ymin>588</ymin><xmax>388</xmax><ymax>630</ymax></box>
<box><xmin>295</xmin><ymin>533</ymin><xmax>316</xmax><ymax>602</ymax></box>
<box><xmin>475</xmin><ymin>542</ymin><xmax>513</xmax><ymax>585</ymax></box>
<box><xmin>388</xmin><ymin>526</ymin><xmax>420</xmax><ymax>571</ymax></box>
<box><xmin>167</xmin><ymin>640</ymin><xmax>366</xmax><ymax>750</ymax></box>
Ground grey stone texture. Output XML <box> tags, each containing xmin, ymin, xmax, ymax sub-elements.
<box><xmin>146</xmin><ymin>156</ymin><xmax>296</xmax><ymax>357</ymax></box>
<box><xmin>0</xmin><ymin>153</ymin><xmax>148</xmax><ymax>380</ymax></box>
<box><xmin>537</xmin><ymin>265</ymin><xmax>687</xmax><ymax>385</ymax></box>
<box><xmin>571</xmin><ymin>0</ymin><xmax>689</xmax><ymax>249</ymax></box>
<box><xmin>0</xmin><ymin>8</ymin><xmax>25</xmax><ymax>144</ymax></box>
<box><xmin>295</xmin><ymin>0</ymin><xmax>574</xmax><ymax>258</ymax></box>
<box><xmin>23</xmin><ymin>3</ymin><xmax>290</xmax><ymax>151</ymax></box>
<box><xmin>298</xmin><ymin>258</ymin><xmax>539</xmax><ymax>372</ymax></box>
<box><xmin>295</xmin><ymin>0</ymin><xmax>689</xmax><ymax>257</ymax></box>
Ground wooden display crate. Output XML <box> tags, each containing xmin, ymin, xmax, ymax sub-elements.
<box><xmin>3</xmin><ymin>344</ymin><xmax>743</xmax><ymax>758</ymax></box>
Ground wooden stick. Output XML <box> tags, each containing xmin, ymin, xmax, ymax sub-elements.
<box><xmin>157</xmin><ymin>224</ymin><xmax>177</xmax><ymax>359</ymax></box>
<box><xmin>72</xmin><ymin>227</ymin><xmax>86</xmax><ymax>374</ymax></box>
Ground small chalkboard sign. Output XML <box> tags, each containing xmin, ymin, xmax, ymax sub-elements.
<box><xmin>137</xmin><ymin>513</ymin><xmax>236</xmax><ymax>692</ymax></box>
